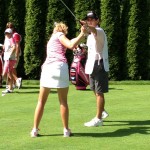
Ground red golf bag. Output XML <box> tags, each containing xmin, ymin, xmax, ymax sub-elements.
<box><xmin>70</xmin><ymin>43</ymin><xmax>89</xmax><ymax>90</ymax></box>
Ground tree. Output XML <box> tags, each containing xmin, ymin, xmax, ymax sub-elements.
<box><xmin>46</xmin><ymin>0</ymin><xmax>66</xmax><ymax>41</ymax></box>
<box><xmin>0</xmin><ymin>0</ymin><xmax>7</xmax><ymax>43</ymax></box>
<box><xmin>148</xmin><ymin>0</ymin><xmax>150</xmax><ymax>79</ymax></box>
<box><xmin>126</xmin><ymin>0</ymin><xmax>149</xmax><ymax>79</ymax></box>
<box><xmin>101</xmin><ymin>0</ymin><xmax>121</xmax><ymax>80</ymax></box>
<box><xmin>75</xmin><ymin>0</ymin><xmax>100</xmax><ymax>32</ymax></box>
<box><xmin>1</xmin><ymin>0</ymin><xmax>149</xmax><ymax>80</ymax></box>
<box><xmin>7</xmin><ymin>0</ymin><xmax>25</xmax><ymax>32</ymax></box>
<box><xmin>120</xmin><ymin>0</ymin><xmax>130</xmax><ymax>79</ymax></box>
<box><xmin>7</xmin><ymin>0</ymin><xmax>26</xmax><ymax>77</ymax></box>
<box><xmin>24</xmin><ymin>0</ymin><xmax>47</xmax><ymax>79</ymax></box>
<box><xmin>136</xmin><ymin>0</ymin><xmax>149</xmax><ymax>79</ymax></box>
<box><xmin>45</xmin><ymin>0</ymin><xmax>75</xmax><ymax>68</ymax></box>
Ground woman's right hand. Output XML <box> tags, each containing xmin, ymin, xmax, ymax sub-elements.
<box><xmin>80</xmin><ymin>20</ymin><xmax>89</xmax><ymax>35</ymax></box>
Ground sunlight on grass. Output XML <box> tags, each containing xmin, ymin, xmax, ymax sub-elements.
<box><xmin>0</xmin><ymin>81</ymin><xmax>150</xmax><ymax>150</ymax></box>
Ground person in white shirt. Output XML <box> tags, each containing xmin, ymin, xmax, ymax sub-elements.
<box><xmin>2</xmin><ymin>28</ymin><xmax>16</xmax><ymax>93</ymax></box>
<box><xmin>82</xmin><ymin>11</ymin><xmax>109</xmax><ymax>127</ymax></box>
<box><xmin>6</xmin><ymin>22</ymin><xmax>22</xmax><ymax>89</ymax></box>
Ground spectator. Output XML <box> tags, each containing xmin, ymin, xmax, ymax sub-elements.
<box><xmin>6</xmin><ymin>22</ymin><xmax>22</xmax><ymax>89</ymax></box>
<box><xmin>2</xmin><ymin>28</ymin><xmax>16</xmax><ymax>93</ymax></box>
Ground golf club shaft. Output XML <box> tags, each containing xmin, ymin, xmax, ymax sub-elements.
<box><xmin>59</xmin><ymin>0</ymin><xmax>80</xmax><ymax>22</ymax></box>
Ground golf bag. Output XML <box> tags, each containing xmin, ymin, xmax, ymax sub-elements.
<box><xmin>70</xmin><ymin>43</ymin><xmax>89</xmax><ymax>90</ymax></box>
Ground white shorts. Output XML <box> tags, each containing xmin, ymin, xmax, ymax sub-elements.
<box><xmin>40</xmin><ymin>62</ymin><xmax>69</xmax><ymax>88</ymax></box>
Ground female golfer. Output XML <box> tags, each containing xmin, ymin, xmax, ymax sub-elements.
<box><xmin>30</xmin><ymin>22</ymin><xmax>86</xmax><ymax>137</ymax></box>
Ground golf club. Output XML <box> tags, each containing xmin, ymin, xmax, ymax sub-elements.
<box><xmin>59</xmin><ymin>0</ymin><xmax>84</xmax><ymax>25</ymax></box>
<box><xmin>59</xmin><ymin>0</ymin><xmax>78</xmax><ymax>20</ymax></box>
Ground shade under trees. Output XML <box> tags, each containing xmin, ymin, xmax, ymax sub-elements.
<box><xmin>24</xmin><ymin>0</ymin><xmax>47</xmax><ymax>79</ymax></box>
<box><xmin>7</xmin><ymin>0</ymin><xmax>25</xmax><ymax>77</ymax></box>
<box><xmin>126</xmin><ymin>0</ymin><xmax>149</xmax><ymax>79</ymax></box>
<box><xmin>101</xmin><ymin>0</ymin><xmax>121</xmax><ymax>80</ymax></box>
<box><xmin>0</xmin><ymin>0</ymin><xmax>149</xmax><ymax>80</ymax></box>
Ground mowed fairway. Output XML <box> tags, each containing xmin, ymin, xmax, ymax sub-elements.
<box><xmin>0</xmin><ymin>81</ymin><xmax>150</xmax><ymax>150</ymax></box>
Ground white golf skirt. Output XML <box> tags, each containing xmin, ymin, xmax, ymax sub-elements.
<box><xmin>40</xmin><ymin>62</ymin><xmax>69</xmax><ymax>88</ymax></box>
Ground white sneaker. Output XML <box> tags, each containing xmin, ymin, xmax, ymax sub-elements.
<box><xmin>2</xmin><ymin>89</ymin><xmax>13</xmax><ymax>94</ymax></box>
<box><xmin>102</xmin><ymin>111</ymin><xmax>109</xmax><ymax>119</ymax></box>
<box><xmin>16</xmin><ymin>78</ymin><xmax>22</xmax><ymax>89</ymax></box>
<box><xmin>30</xmin><ymin>128</ymin><xmax>39</xmax><ymax>138</ymax></box>
<box><xmin>63</xmin><ymin>128</ymin><xmax>71</xmax><ymax>137</ymax></box>
<box><xmin>84</xmin><ymin>118</ymin><xmax>103</xmax><ymax>127</ymax></box>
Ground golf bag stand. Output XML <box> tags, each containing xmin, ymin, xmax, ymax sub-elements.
<box><xmin>70</xmin><ymin>43</ymin><xmax>89</xmax><ymax>90</ymax></box>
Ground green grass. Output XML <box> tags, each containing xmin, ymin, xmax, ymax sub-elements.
<box><xmin>0</xmin><ymin>81</ymin><xmax>150</xmax><ymax>150</ymax></box>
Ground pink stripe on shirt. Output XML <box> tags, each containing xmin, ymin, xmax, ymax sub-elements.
<box><xmin>44</xmin><ymin>32</ymin><xmax>67</xmax><ymax>64</ymax></box>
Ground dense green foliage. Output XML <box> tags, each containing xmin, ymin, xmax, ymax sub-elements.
<box><xmin>24</xmin><ymin>0</ymin><xmax>47</xmax><ymax>79</ymax></box>
<box><xmin>7</xmin><ymin>0</ymin><xmax>26</xmax><ymax>77</ymax></box>
<box><xmin>101</xmin><ymin>0</ymin><xmax>121</xmax><ymax>80</ymax></box>
<box><xmin>75</xmin><ymin>0</ymin><xmax>100</xmax><ymax>31</ymax></box>
<box><xmin>46</xmin><ymin>0</ymin><xmax>66</xmax><ymax>41</ymax></box>
<box><xmin>0</xmin><ymin>0</ymin><xmax>6</xmax><ymax>43</ymax></box>
<box><xmin>0</xmin><ymin>0</ymin><xmax>149</xmax><ymax>80</ymax></box>
<box><xmin>45</xmin><ymin>0</ymin><xmax>75</xmax><ymax>68</ymax></box>
<box><xmin>126</xmin><ymin>0</ymin><xmax>149</xmax><ymax>79</ymax></box>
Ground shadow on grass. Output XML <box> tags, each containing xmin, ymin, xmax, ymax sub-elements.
<box><xmin>38</xmin><ymin>134</ymin><xmax>63</xmax><ymax>137</ymax></box>
<box><xmin>15</xmin><ymin>91</ymin><xmax>40</xmax><ymax>94</ymax></box>
<box><xmin>35</xmin><ymin>120</ymin><xmax>150</xmax><ymax>138</ymax></box>
<box><xmin>76</xmin><ymin>87</ymin><xmax>123</xmax><ymax>91</ymax></box>
<box><xmin>38</xmin><ymin>133</ymin><xmax>76</xmax><ymax>137</ymax></box>
<box><xmin>15</xmin><ymin>90</ymin><xmax>57</xmax><ymax>94</ymax></box>
<box><xmin>74</xmin><ymin>120</ymin><xmax>150</xmax><ymax>137</ymax></box>
<box><xmin>104</xmin><ymin>120</ymin><xmax>150</xmax><ymax>126</ymax></box>
<box><xmin>21</xmin><ymin>86</ymin><xmax>40</xmax><ymax>89</ymax></box>
<box><xmin>74</xmin><ymin>126</ymin><xmax>150</xmax><ymax>137</ymax></box>
<box><xmin>109</xmin><ymin>87</ymin><xmax>123</xmax><ymax>90</ymax></box>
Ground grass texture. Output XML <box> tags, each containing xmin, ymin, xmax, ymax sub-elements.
<box><xmin>0</xmin><ymin>81</ymin><xmax>150</xmax><ymax>150</ymax></box>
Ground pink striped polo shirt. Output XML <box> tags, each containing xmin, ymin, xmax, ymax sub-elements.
<box><xmin>44</xmin><ymin>32</ymin><xmax>67</xmax><ymax>64</ymax></box>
